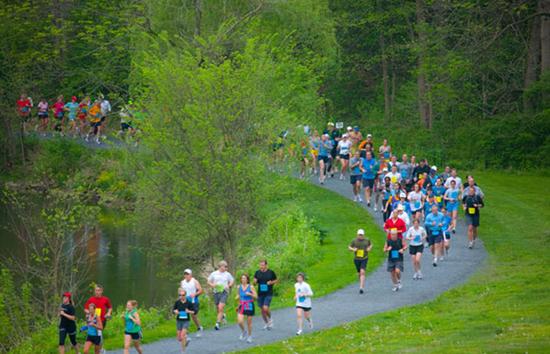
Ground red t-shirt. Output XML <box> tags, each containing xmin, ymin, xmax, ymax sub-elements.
<box><xmin>17</xmin><ymin>99</ymin><xmax>31</xmax><ymax>115</ymax></box>
<box><xmin>384</xmin><ymin>217</ymin><xmax>407</xmax><ymax>239</ymax></box>
<box><xmin>84</xmin><ymin>296</ymin><xmax>112</xmax><ymax>322</ymax></box>
<box><xmin>53</xmin><ymin>101</ymin><xmax>65</xmax><ymax>115</ymax></box>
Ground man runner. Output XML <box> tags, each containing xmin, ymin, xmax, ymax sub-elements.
<box><xmin>84</xmin><ymin>284</ymin><xmax>112</xmax><ymax>352</ymax></box>
<box><xmin>207</xmin><ymin>261</ymin><xmax>234</xmax><ymax>330</ymax></box>
<box><xmin>462</xmin><ymin>186</ymin><xmax>484</xmax><ymax>249</ymax></box>
<box><xmin>348</xmin><ymin>229</ymin><xmax>372</xmax><ymax>294</ymax></box>
<box><xmin>253</xmin><ymin>260</ymin><xmax>278</xmax><ymax>330</ymax></box>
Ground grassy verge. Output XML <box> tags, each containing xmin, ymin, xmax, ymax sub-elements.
<box><xmin>242</xmin><ymin>171</ymin><xmax>550</xmax><ymax>353</ymax></box>
<box><xmin>13</xmin><ymin>177</ymin><xmax>385</xmax><ymax>353</ymax></box>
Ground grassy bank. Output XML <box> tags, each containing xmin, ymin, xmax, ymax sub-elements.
<box><xmin>12</xmin><ymin>177</ymin><xmax>385</xmax><ymax>353</ymax></box>
<box><xmin>243</xmin><ymin>171</ymin><xmax>550</xmax><ymax>353</ymax></box>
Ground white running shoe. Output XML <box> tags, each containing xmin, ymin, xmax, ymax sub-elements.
<box><xmin>246</xmin><ymin>336</ymin><xmax>253</xmax><ymax>343</ymax></box>
<box><xmin>392</xmin><ymin>285</ymin><xmax>398</xmax><ymax>292</ymax></box>
<box><xmin>397</xmin><ymin>282</ymin><xmax>402</xmax><ymax>290</ymax></box>
<box><xmin>374</xmin><ymin>206</ymin><xmax>378</xmax><ymax>212</ymax></box>
<box><xmin>296</xmin><ymin>329</ymin><xmax>303</xmax><ymax>336</ymax></box>
<box><xmin>239</xmin><ymin>332</ymin><xmax>247</xmax><ymax>341</ymax></box>
<box><xmin>196</xmin><ymin>327</ymin><xmax>203</xmax><ymax>337</ymax></box>
<box><xmin>307</xmin><ymin>319</ymin><xmax>314</xmax><ymax>329</ymax></box>
<box><xmin>417</xmin><ymin>271</ymin><xmax>423</xmax><ymax>279</ymax></box>
<box><xmin>358</xmin><ymin>197</ymin><xmax>363</xmax><ymax>203</ymax></box>
<box><xmin>413</xmin><ymin>272</ymin><xmax>418</xmax><ymax>280</ymax></box>
<box><xmin>267</xmin><ymin>319</ymin><xmax>273</xmax><ymax>330</ymax></box>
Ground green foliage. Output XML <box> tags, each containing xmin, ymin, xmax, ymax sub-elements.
<box><xmin>244</xmin><ymin>206</ymin><xmax>321</xmax><ymax>281</ymax></box>
<box><xmin>30</xmin><ymin>139</ymin><xmax>89</xmax><ymax>182</ymax></box>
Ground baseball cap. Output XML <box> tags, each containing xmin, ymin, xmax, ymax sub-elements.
<box><xmin>327</xmin><ymin>122</ymin><xmax>335</xmax><ymax>126</ymax></box>
<box><xmin>397</xmin><ymin>204</ymin><xmax>404</xmax><ymax>211</ymax></box>
<box><xmin>432</xmin><ymin>166</ymin><xmax>438</xmax><ymax>171</ymax></box>
<box><xmin>357</xmin><ymin>229</ymin><xmax>365</xmax><ymax>235</ymax></box>
<box><xmin>399</xmin><ymin>192</ymin><xmax>406</xmax><ymax>198</ymax></box>
<box><xmin>343</xmin><ymin>133</ymin><xmax>349</xmax><ymax>138</ymax></box>
<box><xmin>71</xmin><ymin>96</ymin><xmax>77</xmax><ymax>102</ymax></box>
<box><xmin>63</xmin><ymin>292</ymin><xmax>72</xmax><ymax>299</ymax></box>
<box><xmin>184</xmin><ymin>268</ymin><xmax>192</xmax><ymax>275</ymax></box>
<box><xmin>367</xmin><ymin>133</ymin><xmax>372</xmax><ymax>138</ymax></box>
<box><xmin>347</xmin><ymin>126</ymin><xmax>353</xmax><ymax>131</ymax></box>
<box><xmin>354</xmin><ymin>126</ymin><xmax>359</xmax><ymax>131</ymax></box>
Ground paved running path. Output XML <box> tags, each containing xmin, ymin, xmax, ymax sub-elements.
<box><xmin>112</xmin><ymin>175</ymin><xmax>487</xmax><ymax>354</ymax></box>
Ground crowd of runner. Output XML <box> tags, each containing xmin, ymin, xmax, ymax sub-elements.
<box><xmin>16</xmin><ymin>93</ymin><xmax>139</xmax><ymax>145</ymax></box>
<box><xmin>55</xmin><ymin>122</ymin><xmax>484</xmax><ymax>353</ymax></box>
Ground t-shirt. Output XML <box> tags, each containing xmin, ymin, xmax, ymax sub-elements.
<box><xmin>350</xmin><ymin>157</ymin><xmax>361</xmax><ymax>176</ymax></box>
<box><xmin>173</xmin><ymin>299</ymin><xmax>193</xmax><ymax>321</ymax></box>
<box><xmin>462</xmin><ymin>195</ymin><xmax>484</xmax><ymax>215</ymax></box>
<box><xmin>385</xmin><ymin>172</ymin><xmax>402</xmax><ymax>184</ymax></box>
<box><xmin>384</xmin><ymin>217</ymin><xmax>407</xmax><ymax>239</ymax></box>
<box><xmin>37</xmin><ymin>101</ymin><xmax>48</xmax><ymax>113</ymax></box>
<box><xmin>100</xmin><ymin>100</ymin><xmax>111</xmax><ymax>116</ymax></box>
<box><xmin>444</xmin><ymin>176</ymin><xmax>462</xmax><ymax>189</ymax></box>
<box><xmin>89</xmin><ymin>105</ymin><xmax>101</xmax><ymax>122</ymax></box>
<box><xmin>350</xmin><ymin>237</ymin><xmax>371</xmax><ymax>260</ymax></box>
<box><xmin>318</xmin><ymin>140</ymin><xmax>332</xmax><ymax>157</ymax></box>
<box><xmin>407</xmin><ymin>226</ymin><xmax>426</xmax><ymax>246</ymax></box>
<box><xmin>413</xmin><ymin>165</ymin><xmax>431</xmax><ymax>179</ymax></box>
<box><xmin>361</xmin><ymin>158</ymin><xmax>377</xmax><ymax>179</ymax></box>
<box><xmin>398</xmin><ymin>162</ymin><xmax>412</xmax><ymax>180</ymax></box>
<box><xmin>408</xmin><ymin>191</ymin><xmax>424</xmax><ymax>211</ymax></box>
<box><xmin>338</xmin><ymin>140</ymin><xmax>352</xmax><ymax>155</ymax></box>
<box><xmin>64</xmin><ymin>102</ymin><xmax>79</xmax><ymax>120</ymax></box>
<box><xmin>59</xmin><ymin>303</ymin><xmax>76</xmax><ymax>331</ymax></box>
<box><xmin>254</xmin><ymin>269</ymin><xmax>277</xmax><ymax>296</ymax></box>
<box><xmin>208</xmin><ymin>270</ymin><xmax>234</xmax><ymax>293</ymax></box>
<box><xmin>444</xmin><ymin>188</ymin><xmax>460</xmax><ymax>204</ymax></box>
<box><xmin>387</xmin><ymin>239</ymin><xmax>404</xmax><ymax>261</ymax></box>
<box><xmin>425</xmin><ymin>212</ymin><xmax>444</xmax><ymax>235</ymax></box>
<box><xmin>17</xmin><ymin>99</ymin><xmax>32</xmax><ymax>114</ymax></box>
<box><xmin>53</xmin><ymin>101</ymin><xmax>65</xmax><ymax>115</ymax></box>
<box><xmin>84</xmin><ymin>296</ymin><xmax>112</xmax><ymax>322</ymax></box>
<box><xmin>294</xmin><ymin>282</ymin><xmax>313</xmax><ymax>308</ymax></box>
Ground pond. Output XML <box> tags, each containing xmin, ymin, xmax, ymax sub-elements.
<box><xmin>0</xmin><ymin>207</ymin><xmax>177</xmax><ymax>311</ymax></box>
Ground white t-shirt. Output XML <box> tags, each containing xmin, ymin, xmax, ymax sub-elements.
<box><xmin>338</xmin><ymin>140</ymin><xmax>352</xmax><ymax>155</ymax></box>
<box><xmin>444</xmin><ymin>176</ymin><xmax>462</xmax><ymax>189</ymax></box>
<box><xmin>208</xmin><ymin>271</ymin><xmax>234</xmax><ymax>293</ymax></box>
<box><xmin>408</xmin><ymin>191</ymin><xmax>424</xmax><ymax>211</ymax></box>
<box><xmin>398</xmin><ymin>212</ymin><xmax>410</xmax><ymax>227</ymax></box>
<box><xmin>100</xmin><ymin>100</ymin><xmax>111</xmax><ymax>115</ymax></box>
<box><xmin>385</xmin><ymin>172</ymin><xmax>402</xmax><ymax>184</ymax></box>
<box><xmin>407</xmin><ymin>226</ymin><xmax>426</xmax><ymax>246</ymax></box>
<box><xmin>294</xmin><ymin>281</ymin><xmax>313</xmax><ymax>308</ymax></box>
<box><xmin>180</xmin><ymin>278</ymin><xmax>199</xmax><ymax>302</ymax></box>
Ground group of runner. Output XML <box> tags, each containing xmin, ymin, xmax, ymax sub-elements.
<box><xmin>16</xmin><ymin>93</ymin><xmax>138</xmax><ymax>144</ymax></box>
<box><xmin>303</xmin><ymin>123</ymin><xmax>485</xmax><ymax>292</ymax></box>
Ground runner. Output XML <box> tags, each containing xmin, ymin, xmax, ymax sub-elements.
<box><xmin>58</xmin><ymin>292</ymin><xmax>79</xmax><ymax>354</ymax></box>
<box><xmin>384</xmin><ymin>209</ymin><xmax>407</xmax><ymax>239</ymax></box>
<box><xmin>381</xmin><ymin>176</ymin><xmax>393</xmax><ymax>220</ymax></box>
<box><xmin>207</xmin><ymin>261</ymin><xmax>234</xmax><ymax>330</ymax></box>
<box><xmin>294</xmin><ymin>272</ymin><xmax>313</xmax><ymax>335</ymax></box>
<box><xmin>51</xmin><ymin>95</ymin><xmax>65</xmax><ymax>134</ymax></box>
<box><xmin>384</xmin><ymin>229</ymin><xmax>407</xmax><ymax>291</ymax></box>
<box><xmin>84</xmin><ymin>284</ymin><xmax>112</xmax><ymax>352</ymax></box>
<box><xmin>360</xmin><ymin>151</ymin><xmax>377</xmax><ymax>207</ymax></box>
<box><xmin>374</xmin><ymin>166</ymin><xmax>388</xmax><ymax>211</ymax></box>
<box><xmin>98</xmin><ymin>96</ymin><xmax>112</xmax><ymax>140</ymax></box>
<box><xmin>443</xmin><ymin>179</ymin><xmax>461</xmax><ymax>234</ymax></box>
<box><xmin>425</xmin><ymin>204</ymin><xmax>444</xmax><ymax>267</ymax></box>
<box><xmin>236</xmin><ymin>274</ymin><xmax>257</xmax><ymax>343</ymax></box>
<box><xmin>444</xmin><ymin>168</ymin><xmax>463</xmax><ymax>193</ymax></box>
<box><xmin>83</xmin><ymin>303</ymin><xmax>103</xmax><ymax>354</ymax></box>
<box><xmin>406</xmin><ymin>219</ymin><xmax>427</xmax><ymax>280</ymax></box>
<box><xmin>77</xmin><ymin>96</ymin><xmax>90</xmax><ymax>136</ymax></box>
<box><xmin>86</xmin><ymin>100</ymin><xmax>102</xmax><ymax>144</ymax></box>
<box><xmin>37</xmin><ymin>98</ymin><xmax>49</xmax><ymax>134</ymax></box>
<box><xmin>432</xmin><ymin>178</ymin><xmax>446</xmax><ymax>208</ymax></box>
<box><xmin>440</xmin><ymin>166</ymin><xmax>451</xmax><ymax>182</ymax></box>
<box><xmin>408</xmin><ymin>183</ymin><xmax>425</xmax><ymax>221</ymax></box>
<box><xmin>396</xmin><ymin>204</ymin><xmax>411</xmax><ymax>228</ymax></box>
<box><xmin>348</xmin><ymin>229</ymin><xmax>372</xmax><ymax>294</ymax></box>
<box><xmin>173</xmin><ymin>289</ymin><xmax>195</xmax><ymax>352</ymax></box>
<box><xmin>64</xmin><ymin>96</ymin><xmax>79</xmax><ymax>136</ymax></box>
<box><xmin>398</xmin><ymin>154</ymin><xmax>413</xmax><ymax>190</ymax></box>
<box><xmin>317</xmin><ymin>134</ymin><xmax>332</xmax><ymax>184</ymax></box>
<box><xmin>385</xmin><ymin>164</ymin><xmax>402</xmax><ymax>185</ymax></box>
<box><xmin>378</xmin><ymin>139</ymin><xmax>391</xmax><ymax>161</ymax></box>
<box><xmin>325</xmin><ymin>122</ymin><xmax>340</xmax><ymax>178</ymax></box>
<box><xmin>412</xmin><ymin>159</ymin><xmax>430</xmax><ymax>184</ymax></box>
<box><xmin>349</xmin><ymin>151</ymin><xmax>363</xmax><ymax>202</ymax></box>
<box><xmin>309</xmin><ymin>130</ymin><xmax>320</xmax><ymax>175</ymax></box>
<box><xmin>337</xmin><ymin>133</ymin><xmax>352</xmax><ymax>180</ymax></box>
<box><xmin>464</xmin><ymin>175</ymin><xmax>485</xmax><ymax>199</ymax></box>
<box><xmin>440</xmin><ymin>207</ymin><xmax>452</xmax><ymax>257</ymax></box>
<box><xmin>122</xmin><ymin>300</ymin><xmax>143</xmax><ymax>354</ymax></box>
<box><xmin>299</xmin><ymin>138</ymin><xmax>310</xmax><ymax>179</ymax></box>
<box><xmin>16</xmin><ymin>93</ymin><xmax>33</xmax><ymax>133</ymax></box>
<box><xmin>180</xmin><ymin>269</ymin><xmax>204</xmax><ymax>337</ymax></box>
<box><xmin>462</xmin><ymin>186</ymin><xmax>484</xmax><ymax>249</ymax></box>
<box><xmin>253</xmin><ymin>260</ymin><xmax>278</xmax><ymax>330</ymax></box>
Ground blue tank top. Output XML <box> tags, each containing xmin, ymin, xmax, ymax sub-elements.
<box><xmin>87</xmin><ymin>316</ymin><xmax>99</xmax><ymax>336</ymax></box>
<box><xmin>239</xmin><ymin>285</ymin><xmax>253</xmax><ymax>302</ymax></box>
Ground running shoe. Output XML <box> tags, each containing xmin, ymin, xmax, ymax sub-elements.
<box><xmin>397</xmin><ymin>282</ymin><xmax>402</xmax><ymax>290</ymax></box>
<box><xmin>468</xmin><ymin>241</ymin><xmax>473</xmax><ymax>249</ymax></box>
<box><xmin>367</xmin><ymin>202</ymin><xmax>371</xmax><ymax>207</ymax></box>
<box><xmin>433</xmin><ymin>258</ymin><xmax>438</xmax><ymax>267</ymax></box>
<box><xmin>239</xmin><ymin>332</ymin><xmax>247</xmax><ymax>341</ymax></box>
<box><xmin>439</xmin><ymin>256</ymin><xmax>444</xmax><ymax>261</ymax></box>
<box><xmin>246</xmin><ymin>336</ymin><xmax>253</xmax><ymax>343</ymax></box>
<box><xmin>417</xmin><ymin>271</ymin><xmax>423</xmax><ymax>279</ymax></box>
<box><xmin>196</xmin><ymin>327</ymin><xmax>203</xmax><ymax>337</ymax></box>
<box><xmin>374</xmin><ymin>206</ymin><xmax>378</xmax><ymax>212</ymax></box>
<box><xmin>359</xmin><ymin>288</ymin><xmax>364</xmax><ymax>294</ymax></box>
<box><xmin>358</xmin><ymin>197</ymin><xmax>363</xmax><ymax>203</ymax></box>
<box><xmin>452</xmin><ymin>228</ymin><xmax>456</xmax><ymax>234</ymax></box>
<box><xmin>339</xmin><ymin>174</ymin><xmax>344</xmax><ymax>180</ymax></box>
<box><xmin>413</xmin><ymin>272</ymin><xmax>418</xmax><ymax>280</ymax></box>
<box><xmin>267</xmin><ymin>319</ymin><xmax>273</xmax><ymax>330</ymax></box>
<box><xmin>392</xmin><ymin>285</ymin><xmax>398</xmax><ymax>292</ymax></box>
<box><xmin>215</xmin><ymin>323</ymin><xmax>220</xmax><ymax>331</ymax></box>
<box><xmin>308</xmin><ymin>319</ymin><xmax>314</xmax><ymax>329</ymax></box>
<box><xmin>296</xmin><ymin>330</ymin><xmax>303</xmax><ymax>336</ymax></box>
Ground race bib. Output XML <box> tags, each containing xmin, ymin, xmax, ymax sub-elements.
<box><xmin>391</xmin><ymin>176</ymin><xmax>397</xmax><ymax>183</ymax></box>
<box><xmin>414</xmin><ymin>201</ymin><xmax>421</xmax><ymax>209</ymax></box>
<box><xmin>298</xmin><ymin>296</ymin><xmax>306</xmax><ymax>303</ymax></box>
<box><xmin>391</xmin><ymin>250</ymin><xmax>399</xmax><ymax>259</ymax></box>
<box><xmin>468</xmin><ymin>207</ymin><xmax>476</xmax><ymax>215</ymax></box>
<box><xmin>435</xmin><ymin>196</ymin><xmax>442</xmax><ymax>203</ymax></box>
<box><xmin>259</xmin><ymin>284</ymin><xmax>268</xmax><ymax>292</ymax></box>
<box><xmin>414</xmin><ymin>235</ymin><xmax>421</xmax><ymax>243</ymax></box>
<box><xmin>95</xmin><ymin>308</ymin><xmax>102</xmax><ymax>317</ymax></box>
<box><xmin>178</xmin><ymin>310</ymin><xmax>188</xmax><ymax>320</ymax></box>
<box><xmin>356</xmin><ymin>249</ymin><xmax>364</xmax><ymax>258</ymax></box>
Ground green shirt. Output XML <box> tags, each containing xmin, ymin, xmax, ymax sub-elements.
<box><xmin>124</xmin><ymin>309</ymin><xmax>141</xmax><ymax>333</ymax></box>
<box><xmin>350</xmin><ymin>237</ymin><xmax>371</xmax><ymax>260</ymax></box>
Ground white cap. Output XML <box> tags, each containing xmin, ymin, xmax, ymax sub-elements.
<box><xmin>397</xmin><ymin>204</ymin><xmax>404</xmax><ymax>211</ymax></box>
<box><xmin>399</xmin><ymin>192</ymin><xmax>406</xmax><ymax>198</ymax></box>
<box><xmin>383</xmin><ymin>167</ymin><xmax>388</xmax><ymax>172</ymax></box>
<box><xmin>432</xmin><ymin>166</ymin><xmax>438</xmax><ymax>171</ymax></box>
<box><xmin>327</xmin><ymin>122</ymin><xmax>335</xmax><ymax>126</ymax></box>
<box><xmin>184</xmin><ymin>269</ymin><xmax>192</xmax><ymax>275</ymax></box>
<box><xmin>343</xmin><ymin>133</ymin><xmax>349</xmax><ymax>138</ymax></box>
<box><xmin>347</xmin><ymin>126</ymin><xmax>353</xmax><ymax>130</ymax></box>
<box><xmin>367</xmin><ymin>133</ymin><xmax>373</xmax><ymax>138</ymax></box>
<box><xmin>357</xmin><ymin>229</ymin><xmax>365</xmax><ymax>235</ymax></box>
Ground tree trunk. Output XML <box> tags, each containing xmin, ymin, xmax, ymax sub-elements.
<box><xmin>416</xmin><ymin>0</ymin><xmax>432</xmax><ymax>129</ymax></box>
<box><xmin>540</xmin><ymin>0</ymin><xmax>550</xmax><ymax>73</ymax></box>
<box><xmin>380</xmin><ymin>34</ymin><xmax>390</xmax><ymax>121</ymax></box>
<box><xmin>194</xmin><ymin>0</ymin><xmax>202</xmax><ymax>37</ymax></box>
<box><xmin>524</xmin><ymin>9</ymin><xmax>541</xmax><ymax>111</ymax></box>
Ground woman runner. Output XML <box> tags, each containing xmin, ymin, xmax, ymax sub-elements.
<box><xmin>58</xmin><ymin>292</ymin><xmax>79</xmax><ymax>354</ymax></box>
<box><xmin>444</xmin><ymin>180</ymin><xmax>461</xmax><ymax>233</ymax></box>
<box><xmin>349</xmin><ymin>151</ymin><xmax>363</xmax><ymax>202</ymax></box>
<box><xmin>294</xmin><ymin>272</ymin><xmax>313</xmax><ymax>335</ymax></box>
<box><xmin>83</xmin><ymin>303</ymin><xmax>103</xmax><ymax>354</ymax></box>
<box><xmin>173</xmin><ymin>289</ymin><xmax>195</xmax><ymax>352</ymax></box>
<box><xmin>236</xmin><ymin>274</ymin><xmax>257</xmax><ymax>343</ymax></box>
<box><xmin>406</xmin><ymin>219</ymin><xmax>427</xmax><ymax>280</ymax></box>
<box><xmin>180</xmin><ymin>269</ymin><xmax>204</xmax><ymax>337</ymax></box>
<box><xmin>122</xmin><ymin>300</ymin><xmax>143</xmax><ymax>354</ymax></box>
<box><xmin>337</xmin><ymin>134</ymin><xmax>352</xmax><ymax>180</ymax></box>
<box><xmin>384</xmin><ymin>229</ymin><xmax>407</xmax><ymax>291</ymax></box>
<box><xmin>37</xmin><ymin>98</ymin><xmax>49</xmax><ymax>134</ymax></box>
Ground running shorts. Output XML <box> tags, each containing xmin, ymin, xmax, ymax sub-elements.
<box><xmin>59</xmin><ymin>327</ymin><xmax>77</xmax><ymax>346</ymax></box>
<box><xmin>387</xmin><ymin>260</ymin><xmax>404</xmax><ymax>272</ymax></box>
<box><xmin>296</xmin><ymin>306</ymin><xmax>311</xmax><ymax>312</ymax></box>
<box><xmin>125</xmin><ymin>331</ymin><xmax>142</xmax><ymax>340</ymax></box>
<box><xmin>350</xmin><ymin>175</ymin><xmax>361</xmax><ymax>184</ymax></box>
<box><xmin>339</xmin><ymin>153</ymin><xmax>350</xmax><ymax>160</ymax></box>
<box><xmin>176</xmin><ymin>320</ymin><xmax>190</xmax><ymax>331</ymax></box>
<box><xmin>86</xmin><ymin>335</ymin><xmax>102</xmax><ymax>346</ymax></box>
<box><xmin>465</xmin><ymin>213</ymin><xmax>480</xmax><ymax>227</ymax></box>
<box><xmin>257</xmin><ymin>295</ymin><xmax>273</xmax><ymax>308</ymax></box>
<box><xmin>354</xmin><ymin>258</ymin><xmax>368</xmax><ymax>272</ymax></box>
<box><xmin>214</xmin><ymin>291</ymin><xmax>228</xmax><ymax>305</ymax></box>
<box><xmin>409</xmin><ymin>245</ymin><xmax>424</xmax><ymax>254</ymax></box>
<box><xmin>362</xmin><ymin>178</ymin><xmax>375</xmax><ymax>189</ymax></box>
<box><xmin>317</xmin><ymin>155</ymin><xmax>329</xmax><ymax>163</ymax></box>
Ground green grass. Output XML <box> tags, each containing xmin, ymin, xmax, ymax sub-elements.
<box><xmin>13</xmin><ymin>177</ymin><xmax>385</xmax><ymax>353</ymax></box>
<box><xmin>242</xmin><ymin>171</ymin><xmax>550</xmax><ymax>353</ymax></box>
